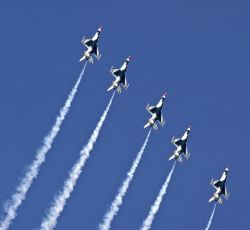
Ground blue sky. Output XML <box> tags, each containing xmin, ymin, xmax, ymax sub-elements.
<box><xmin>0</xmin><ymin>0</ymin><xmax>248</xmax><ymax>229</ymax></box>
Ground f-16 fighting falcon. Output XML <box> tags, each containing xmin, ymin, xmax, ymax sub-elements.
<box><xmin>209</xmin><ymin>167</ymin><xmax>230</xmax><ymax>204</ymax></box>
<box><xmin>107</xmin><ymin>56</ymin><xmax>130</xmax><ymax>93</ymax></box>
<box><xmin>169</xmin><ymin>126</ymin><xmax>192</xmax><ymax>162</ymax></box>
<box><xmin>144</xmin><ymin>93</ymin><xmax>166</xmax><ymax>130</ymax></box>
<box><xmin>79</xmin><ymin>26</ymin><xmax>102</xmax><ymax>63</ymax></box>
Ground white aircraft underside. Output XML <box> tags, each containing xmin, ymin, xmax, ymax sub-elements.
<box><xmin>209</xmin><ymin>168</ymin><xmax>229</xmax><ymax>204</ymax></box>
<box><xmin>169</xmin><ymin>127</ymin><xmax>191</xmax><ymax>162</ymax></box>
<box><xmin>80</xmin><ymin>26</ymin><xmax>102</xmax><ymax>63</ymax></box>
<box><xmin>107</xmin><ymin>57</ymin><xmax>130</xmax><ymax>93</ymax></box>
<box><xmin>144</xmin><ymin>93</ymin><xmax>166</xmax><ymax>130</ymax></box>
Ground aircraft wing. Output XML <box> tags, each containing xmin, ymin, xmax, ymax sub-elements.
<box><xmin>147</xmin><ymin>106</ymin><xmax>157</xmax><ymax>114</ymax></box>
<box><xmin>121</xmin><ymin>75</ymin><xmax>128</xmax><ymax>87</ymax></box>
<box><xmin>173</xmin><ymin>138</ymin><xmax>183</xmax><ymax>147</ymax></box>
<box><xmin>183</xmin><ymin>144</ymin><xmax>188</xmax><ymax>156</ymax></box>
<box><xmin>92</xmin><ymin>45</ymin><xmax>100</xmax><ymax>58</ymax></box>
<box><xmin>209</xmin><ymin>196</ymin><xmax>215</xmax><ymax>203</ymax></box>
<box><xmin>213</xmin><ymin>180</ymin><xmax>222</xmax><ymax>188</ymax></box>
<box><xmin>111</xmin><ymin>69</ymin><xmax>122</xmax><ymax>77</ymax></box>
<box><xmin>82</xmin><ymin>38</ymin><xmax>93</xmax><ymax>48</ymax></box>
<box><xmin>158</xmin><ymin>112</ymin><xmax>164</xmax><ymax>124</ymax></box>
<box><xmin>221</xmin><ymin>185</ymin><xmax>228</xmax><ymax>197</ymax></box>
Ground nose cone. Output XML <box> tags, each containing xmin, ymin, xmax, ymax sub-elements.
<box><xmin>162</xmin><ymin>92</ymin><xmax>167</xmax><ymax>99</ymax></box>
<box><xmin>187</xmin><ymin>125</ymin><xmax>192</xmax><ymax>132</ymax></box>
<box><xmin>225</xmin><ymin>167</ymin><xmax>229</xmax><ymax>172</ymax></box>
<box><xmin>98</xmin><ymin>26</ymin><xmax>102</xmax><ymax>32</ymax></box>
<box><xmin>126</xmin><ymin>56</ymin><xmax>131</xmax><ymax>62</ymax></box>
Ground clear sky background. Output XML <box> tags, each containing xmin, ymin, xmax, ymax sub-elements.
<box><xmin>0</xmin><ymin>0</ymin><xmax>248</xmax><ymax>229</ymax></box>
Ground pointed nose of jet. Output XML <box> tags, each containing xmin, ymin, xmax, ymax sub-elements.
<box><xmin>126</xmin><ymin>56</ymin><xmax>131</xmax><ymax>62</ymax></box>
<box><xmin>187</xmin><ymin>125</ymin><xmax>192</xmax><ymax>132</ymax></box>
<box><xmin>98</xmin><ymin>26</ymin><xmax>102</xmax><ymax>32</ymax></box>
<box><xmin>162</xmin><ymin>92</ymin><xmax>167</xmax><ymax>99</ymax></box>
<box><xmin>225</xmin><ymin>167</ymin><xmax>229</xmax><ymax>172</ymax></box>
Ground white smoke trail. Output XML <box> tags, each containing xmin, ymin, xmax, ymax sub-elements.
<box><xmin>40</xmin><ymin>91</ymin><xmax>115</xmax><ymax>230</ymax></box>
<box><xmin>141</xmin><ymin>161</ymin><xmax>176</xmax><ymax>230</ymax></box>
<box><xmin>99</xmin><ymin>129</ymin><xmax>152</xmax><ymax>230</ymax></box>
<box><xmin>0</xmin><ymin>62</ymin><xmax>87</xmax><ymax>230</ymax></box>
<box><xmin>205</xmin><ymin>203</ymin><xmax>217</xmax><ymax>230</ymax></box>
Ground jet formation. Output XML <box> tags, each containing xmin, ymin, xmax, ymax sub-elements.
<box><xmin>107</xmin><ymin>57</ymin><xmax>130</xmax><ymax>93</ymax></box>
<box><xmin>79</xmin><ymin>26</ymin><xmax>230</xmax><ymax>205</ymax></box>
<box><xmin>209</xmin><ymin>167</ymin><xmax>230</xmax><ymax>204</ymax></box>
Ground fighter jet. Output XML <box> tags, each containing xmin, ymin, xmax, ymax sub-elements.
<box><xmin>79</xmin><ymin>26</ymin><xmax>102</xmax><ymax>63</ymax></box>
<box><xmin>209</xmin><ymin>167</ymin><xmax>230</xmax><ymax>204</ymax></box>
<box><xmin>107</xmin><ymin>56</ymin><xmax>130</xmax><ymax>93</ymax></box>
<box><xmin>169</xmin><ymin>126</ymin><xmax>191</xmax><ymax>162</ymax></box>
<box><xmin>144</xmin><ymin>93</ymin><xmax>166</xmax><ymax>130</ymax></box>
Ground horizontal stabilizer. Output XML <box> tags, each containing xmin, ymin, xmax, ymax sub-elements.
<box><xmin>144</xmin><ymin>123</ymin><xmax>150</xmax><ymax>129</ymax></box>
<box><xmin>107</xmin><ymin>85</ymin><xmax>114</xmax><ymax>92</ymax></box>
<box><xmin>169</xmin><ymin>154</ymin><xmax>182</xmax><ymax>163</ymax></box>
<box><xmin>116</xmin><ymin>86</ymin><xmax>122</xmax><ymax>93</ymax></box>
<box><xmin>209</xmin><ymin>195</ymin><xmax>223</xmax><ymax>204</ymax></box>
<box><xmin>209</xmin><ymin>196</ymin><xmax>215</xmax><ymax>203</ymax></box>
<box><xmin>88</xmin><ymin>56</ymin><xmax>94</xmax><ymax>64</ymax></box>
<box><xmin>177</xmin><ymin>155</ymin><xmax>183</xmax><ymax>163</ymax></box>
<box><xmin>152</xmin><ymin>123</ymin><xmax>158</xmax><ymax>130</ymax></box>
<box><xmin>169</xmin><ymin>154</ymin><xmax>175</xmax><ymax>161</ymax></box>
<box><xmin>79</xmin><ymin>56</ymin><xmax>86</xmax><ymax>62</ymax></box>
<box><xmin>218</xmin><ymin>197</ymin><xmax>223</xmax><ymax>204</ymax></box>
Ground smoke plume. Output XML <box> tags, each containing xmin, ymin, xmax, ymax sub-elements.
<box><xmin>40</xmin><ymin>92</ymin><xmax>115</xmax><ymax>230</ymax></box>
<box><xmin>141</xmin><ymin>161</ymin><xmax>176</xmax><ymax>230</ymax></box>
<box><xmin>99</xmin><ymin>129</ymin><xmax>152</xmax><ymax>230</ymax></box>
